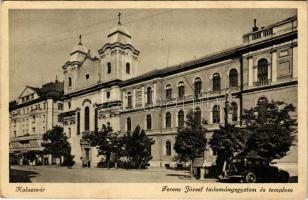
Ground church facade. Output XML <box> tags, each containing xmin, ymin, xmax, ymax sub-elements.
<box><xmin>10</xmin><ymin>14</ymin><xmax>298</xmax><ymax>168</ymax></box>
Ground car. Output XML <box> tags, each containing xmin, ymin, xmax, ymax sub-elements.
<box><xmin>220</xmin><ymin>155</ymin><xmax>289</xmax><ymax>183</ymax></box>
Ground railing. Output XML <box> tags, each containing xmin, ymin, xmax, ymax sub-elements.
<box><xmin>253</xmin><ymin>79</ymin><xmax>271</xmax><ymax>87</ymax></box>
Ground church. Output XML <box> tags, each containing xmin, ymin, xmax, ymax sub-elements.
<box><xmin>10</xmin><ymin>14</ymin><xmax>298</xmax><ymax>168</ymax></box>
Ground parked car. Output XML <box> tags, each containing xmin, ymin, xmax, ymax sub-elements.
<box><xmin>220</xmin><ymin>156</ymin><xmax>289</xmax><ymax>183</ymax></box>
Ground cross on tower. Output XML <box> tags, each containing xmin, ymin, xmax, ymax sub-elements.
<box><xmin>79</xmin><ymin>34</ymin><xmax>82</xmax><ymax>45</ymax></box>
<box><xmin>118</xmin><ymin>12</ymin><xmax>122</xmax><ymax>25</ymax></box>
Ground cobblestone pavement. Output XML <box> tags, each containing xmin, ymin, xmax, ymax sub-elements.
<box><xmin>10</xmin><ymin>165</ymin><xmax>218</xmax><ymax>183</ymax></box>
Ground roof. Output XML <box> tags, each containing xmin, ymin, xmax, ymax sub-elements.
<box><xmin>10</xmin><ymin>81</ymin><xmax>64</xmax><ymax>111</ymax></box>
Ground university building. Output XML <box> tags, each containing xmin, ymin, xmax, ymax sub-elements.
<box><xmin>10</xmin><ymin>15</ymin><xmax>298</xmax><ymax>167</ymax></box>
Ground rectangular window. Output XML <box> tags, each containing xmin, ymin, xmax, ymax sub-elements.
<box><xmin>32</xmin><ymin>127</ymin><xmax>35</xmax><ymax>133</ymax></box>
<box><xmin>58</xmin><ymin>103</ymin><xmax>64</xmax><ymax>110</ymax></box>
<box><xmin>13</xmin><ymin>131</ymin><xmax>16</xmax><ymax>137</ymax></box>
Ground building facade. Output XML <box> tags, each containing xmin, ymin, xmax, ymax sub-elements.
<box><xmin>58</xmin><ymin>15</ymin><xmax>298</xmax><ymax>167</ymax></box>
<box><xmin>10</xmin><ymin>15</ymin><xmax>298</xmax><ymax>168</ymax></box>
<box><xmin>9</xmin><ymin>81</ymin><xmax>64</xmax><ymax>165</ymax></box>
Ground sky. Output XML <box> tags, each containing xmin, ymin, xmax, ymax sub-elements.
<box><xmin>9</xmin><ymin>9</ymin><xmax>296</xmax><ymax>100</ymax></box>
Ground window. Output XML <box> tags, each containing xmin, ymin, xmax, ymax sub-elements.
<box><xmin>106</xmin><ymin>91</ymin><xmax>111</xmax><ymax>99</ymax></box>
<box><xmin>58</xmin><ymin>103</ymin><xmax>63</xmax><ymax>110</ymax></box>
<box><xmin>212</xmin><ymin>105</ymin><xmax>220</xmax><ymax>123</ymax></box>
<box><xmin>165</xmin><ymin>141</ymin><xmax>171</xmax><ymax>156</ymax></box>
<box><xmin>195</xmin><ymin>107</ymin><xmax>202</xmax><ymax>125</ymax></box>
<box><xmin>257</xmin><ymin>59</ymin><xmax>269</xmax><ymax>85</ymax></box>
<box><xmin>257</xmin><ymin>97</ymin><xmax>268</xmax><ymax>107</ymax></box>
<box><xmin>85</xmin><ymin>74</ymin><xmax>90</xmax><ymax>80</ymax></box>
<box><xmin>107</xmin><ymin>63</ymin><xmax>111</xmax><ymax>74</ymax></box>
<box><xmin>146</xmin><ymin>114</ymin><xmax>152</xmax><ymax>130</ymax></box>
<box><xmin>194</xmin><ymin>77</ymin><xmax>202</xmax><ymax>97</ymax></box>
<box><xmin>32</xmin><ymin>116</ymin><xmax>35</xmax><ymax>123</ymax></box>
<box><xmin>68</xmin><ymin>102</ymin><xmax>71</xmax><ymax>109</ymax></box>
<box><xmin>127</xmin><ymin>92</ymin><xmax>132</xmax><ymax>108</ymax></box>
<box><xmin>231</xmin><ymin>102</ymin><xmax>238</xmax><ymax>122</ymax></box>
<box><xmin>127</xmin><ymin>117</ymin><xmax>131</xmax><ymax>132</ymax></box>
<box><xmin>178</xmin><ymin>81</ymin><xmax>185</xmax><ymax>98</ymax></box>
<box><xmin>165</xmin><ymin>84</ymin><xmax>172</xmax><ymax>99</ymax></box>
<box><xmin>13</xmin><ymin>131</ymin><xmax>16</xmax><ymax>137</ymax></box>
<box><xmin>146</xmin><ymin>87</ymin><xmax>152</xmax><ymax>105</ymax></box>
<box><xmin>229</xmin><ymin>69</ymin><xmax>238</xmax><ymax>88</ymax></box>
<box><xmin>126</xmin><ymin>63</ymin><xmax>130</xmax><ymax>74</ymax></box>
<box><xmin>178</xmin><ymin>110</ymin><xmax>184</xmax><ymax>128</ymax></box>
<box><xmin>68</xmin><ymin>77</ymin><xmax>72</xmax><ymax>87</ymax></box>
<box><xmin>213</xmin><ymin>73</ymin><xmax>221</xmax><ymax>91</ymax></box>
<box><xmin>68</xmin><ymin>128</ymin><xmax>71</xmax><ymax>138</ymax></box>
<box><xmin>165</xmin><ymin>112</ymin><xmax>172</xmax><ymax>128</ymax></box>
<box><xmin>32</xmin><ymin>127</ymin><xmax>36</xmax><ymax>133</ymax></box>
<box><xmin>84</xmin><ymin>107</ymin><xmax>90</xmax><ymax>131</ymax></box>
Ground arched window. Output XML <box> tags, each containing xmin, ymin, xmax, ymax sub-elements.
<box><xmin>146</xmin><ymin>87</ymin><xmax>152</xmax><ymax>105</ymax></box>
<box><xmin>85</xmin><ymin>74</ymin><xmax>90</xmax><ymax>80</ymax></box>
<box><xmin>213</xmin><ymin>73</ymin><xmax>221</xmax><ymax>91</ymax></box>
<box><xmin>127</xmin><ymin>92</ymin><xmax>132</xmax><ymax>108</ymax></box>
<box><xmin>194</xmin><ymin>77</ymin><xmax>202</xmax><ymax>97</ymax></box>
<box><xmin>126</xmin><ymin>63</ymin><xmax>130</xmax><ymax>74</ymax></box>
<box><xmin>257</xmin><ymin>59</ymin><xmax>268</xmax><ymax>85</ymax></box>
<box><xmin>229</xmin><ymin>69</ymin><xmax>238</xmax><ymax>88</ymax></box>
<box><xmin>257</xmin><ymin>97</ymin><xmax>268</xmax><ymax>106</ymax></box>
<box><xmin>165</xmin><ymin>84</ymin><xmax>172</xmax><ymax>99</ymax></box>
<box><xmin>178</xmin><ymin>81</ymin><xmax>185</xmax><ymax>98</ymax></box>
<box><xmin>195</xmin><ymin>107</ymin><xmax>202</xmax><ymax>125</ymax></box>
<box><xmin>165</xmin><ymin>141</ymin><xmax>171</xmax><ymax>156</ymax></box>
<box><xmin>126</xmin><ymin>117</ymin><xmax>131</xmax><ymax>132</ymax></box>
<box><xmin>68</xmin><ymin>77</ymin><xmax>72</xmax><ymax>87</ymax></box>
<box><xmin>257</xmin><ymin>97</ymin><xmax>268</xmax><ymax>118</ymax></box>
<box><xmin>68</xmin><ymin>127</ymin><xmax>71</xmax><ymax>138</ymax></box>
<box><xmin>165</xmin><ymin>112</ymin><xmax>172</xmax><ymax>128</ymax></box>
<box><xmin>231</xmin><ymin>102</ymin><xmax>238</xmax><ymax>122</ymax></box>
<box><xmin>106</xmin><ymin>91</ymin><xmax>111</xmax><ymax>99</ymax></box>
<box><xmin>107</xmin><ymin>62</ymin><xmax>112</xmax><ymax>74</ymax></box>
<box><xmin>146</xmin><ymin>114</ymin><xmax>152</xmax><ymax>130</ymax></box>
<box><xmin>212</xmin><ymin>105</ymin><xmax>220</xmax><ymax>123</ymax></box>
<box><xmin>178</xmin><ymin>110</ymin><xmax>185</xmax><ymax>128</ymax></box>
<box><xmin>84</xmin><ymin>107</ymin><xmax>90</xmax><ymax>131</ymax></box>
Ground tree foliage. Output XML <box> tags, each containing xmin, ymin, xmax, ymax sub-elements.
<box><xmin>174</xmin><ymin>110</ymin><xmax>207</xmax><ymax>162</ymax></box>
<box><xmin>210</xmin><ymin>100</ymin><xmax>297</xmax><ymax>166</ymax></box>
<box><xmin>242</xmin><ymin>101</ymin><xmax>297</xmax><ymax>160</ymax></box>
<box><xmin>83</xmin><ymin>124</ymin><xmax>122</xmax><ymax>168</ymax></box>
<box><xmin>124</xmin><ymin>125</ymin><xmax>155</xmax><ymax>168</ymax></box>
<box><xmin>42</xmin><ymin>126</ymin><xmax>71</xmax><ymax>163</ymax></box>
<box><xmin>84</xmin><ymin>124</ymin><xmax>154</xmax><ymax>169</ymax></box>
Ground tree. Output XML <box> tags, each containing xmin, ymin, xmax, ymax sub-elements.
<box><xmin>124</xmin><ymin>125</ymin><xmax>155</xmax><ymax>169</ymax></box>
<box><xmin>42</xmin><ymin>126</ymin><xmax>71</xmax><ymax>165</ymax></box>
<box><xmin>174</xmin><ymin>110</ymin><xmax>207</xmax><ymax>175</ymax></box>
<box><xmin>242</xmin><ymin>100</ymin><xmax>297</xmax><ymax>161</ymax></box>
<box><xmin>83</xmin><ymin>124</ymin><xmax>119</xmax><ymax>168</ymax></box>
<box><xmin>209</xmin><ymin>124</ymin><xmax>250</xmax><ymax>173</ymax></box>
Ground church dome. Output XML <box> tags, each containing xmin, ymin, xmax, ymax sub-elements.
<box><xmin>108</xmin><ymin>24</ymin><xmax>131</xmax><ymax>38</ymax></box>
<box><xmin>69</xmin><ymin>35</ymin><xmax>89</xmax><ymax>62</ymax></box>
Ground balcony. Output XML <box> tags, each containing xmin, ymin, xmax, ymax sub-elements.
<box><xmin>253</xmin><ymin>79</ymin><xmax>271</xmax><ymax>87</ymax></box>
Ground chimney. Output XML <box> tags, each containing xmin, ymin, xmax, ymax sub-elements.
<box><xmin>252</xmin><ymin>19</ymin><xmax>258</xmax><ymax>32</ymax></box>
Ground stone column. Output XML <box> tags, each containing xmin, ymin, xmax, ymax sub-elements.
<box><xmin>292</xmin><ymin>46</ymin><xmax>298</xmax><ymax>79</ymax></box>
<box><xmin>141</xmin><ymin>86</ymin><xmax>145</xmax><ymax>106</ymax></box>
<box><xmin>271</xmin><ymin>50</ymin><xmax>277</xmax><ymax>83</ymax></box>
<box><xmin>248</xmin><ymin>56</ymin><xmax>254</xmax><ymax>87</ymax></box>
<box><xmin>133</xmin><ymin>88</ymin><xmax>136</xmax><ymax>108</ymax></box>
<box><xmin>153</xmin><ymin>83</ymin><xmax>157</xmax><ymax>105</ymax></box>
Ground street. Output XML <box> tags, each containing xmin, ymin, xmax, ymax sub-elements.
<box><xmin>10</xmin><ymin>165</ymin><xmax>217</xmax><ymax>183</ymax></box>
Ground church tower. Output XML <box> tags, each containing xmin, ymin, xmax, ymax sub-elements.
<box><xmin>98</xmin><ymin>13</ymin><xmax>140</xmax><ymax>82</ymax></box>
